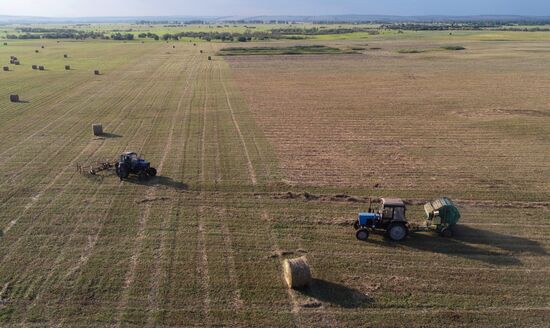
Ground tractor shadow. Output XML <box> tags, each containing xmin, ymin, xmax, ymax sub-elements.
<box><xmin>296</xmin><ymin>279</ymin><xmax>374</xmax><ymax>309</ymax></box>
<box><xmin>126</xmin><ymin>175</ymin><xmax>188</xmax><ymax>191</ymax></box>
<box><xmin>390</xmin><ymin>225</ymin><xmax>547</xmax><ymax>266</ymax></box>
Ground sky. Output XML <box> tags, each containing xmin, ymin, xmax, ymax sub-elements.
<box><xmin>1</xmin><ymin>0</ymin><xmax>550</xmax><ymax>18</ymax></box>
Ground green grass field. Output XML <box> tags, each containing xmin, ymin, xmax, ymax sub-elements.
<box><xmin>0</xmin><ymin>26</ymin><xmax>549</xmax><ymax>327</ymax></box>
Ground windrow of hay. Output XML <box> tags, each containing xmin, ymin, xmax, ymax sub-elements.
<box><xmin>283</xmin><ymin>256</ymin><xmax>311</xmax><ymax>289</ymax></box>
<box><xmin>92</xmin><ymin>124</ymin><xmax>103</xmax><ymax>136</ymax></box>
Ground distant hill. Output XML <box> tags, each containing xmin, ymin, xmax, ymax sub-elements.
<box><xmin>2</xmin><ymin>14</ymin><xmax>550</xmax><ymax>24</ymax></box>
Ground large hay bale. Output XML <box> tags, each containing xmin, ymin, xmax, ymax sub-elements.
<box><xmin>94</xmin><ymin>70</ymin><xmax>100</xmax><ymax>75</ymax></box>
<box><xmin>64</xmin><ymin>54</ymin><xmax>68</xmax><ymax>58</ymax></box>
<box><xmin>92</xmin><ymin>124</ymin><xmax>103</xmax><ymax>136</ymax></box>
<box><xmin>200</xmin><ymin>50</ymin><xmax>203</xmax><ymax>53</ymax></box>
<box><xmin>35</xmin><ymin>50</ymin><xmax>39</xmax><ymax>53</ymax></box>
<box><xmin>38</xmin><ymin>65</ymin><xmax>45</xmax><ymax>71</ymax></box>
<box><xmin>3</xmin><ymin>42</ymin><xmax>7</xmax><ymax>46</ymax></box>
<box><xmin>32</xmin><ymin>65</ymin><xmax>37</xmax><ymax>70</ymax></box>
<box><xmin>173</xmin><ymin>45</ymin><xmax>176</xmax><ymax>48</ymax></box>
<box><xmin>13</xmin><ymin>60</ymin><xmax>19</xmax><ymax>65</ymax></box>
<box><xmin>9</xmin><ymin>94</ymin><xmax>19</xmax><ymax>102</ymax></box>
<box><xmin>3</xmin><ymin>66</ymin><xmax>8</xmax><ymax>71</ymax></box>
<box><xmin>283</xmin><ymin>256</ymin><xmax>311</xmax><ymax>289</ymax></box>
<box><xmin>9</xmin><ymin>59</ymin><xmax>14</xmax><ymax>64</ymax></box>
<box><xmin>41</xmin><ymin>45</ymin><xmax>45</xmax><ymax>49</ymax></box>
<box><xmin>65</xmin><ymin>65</ymin><xmax>71</xmax><ymax>70</ymax></box>
<box><xmin>208</xmin><ymin>56</ymin><xmax>212</xmax><ymax>61</ymax></box>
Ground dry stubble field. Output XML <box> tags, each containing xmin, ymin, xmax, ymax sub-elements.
<box><xmin>0</xmin><ymin>36</ymin><xmax>549</xmax><ymax>327</ymax></box>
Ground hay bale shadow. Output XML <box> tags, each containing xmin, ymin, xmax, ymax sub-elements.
<box><xmin>98</xmin><ymin>132</ymin><xmax>122</xmax><ymax>139</ymax></box>
<box><xmin>296</xmin><ymin>279</ymin><xmax>373</xmax><ymax>309</ymax></box>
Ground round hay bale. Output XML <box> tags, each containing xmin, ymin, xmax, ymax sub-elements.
<box><xmin>32</xmin><ymin>65</ymin><xmax>37</xmax><ymax>70</ymax></box>
<box><xmin>173</xmin><ymin>45</ymin><xmax>176</xmax><ymax>48</ymax></box>
<box><xmin>9</xmin><ymin>94</ymin><xmax>19</xmax><ymax>102</ymax></box>
<box><xmin>10</xmin><ymin>55</ymin><xmax>15</xmax><ymax>59</ymax></box>
<box><xmin>65</xmin><ymin>65</ymin><xmax>71</xmax><ymax>70</ymax></box>
<box><xmin>14</xmin><ymin>60</ymin><xmax>19</xmax><ymax>65</ymax></box>
<box><xmin>35</xmin><ymin>50</ymin><xmax>39</xmax><ymax>53</ymax></box>
<box><xmin>94</xmin><ymin>70</ymin><xmax>100</xmax><ymax>75</ymax></box>
<box><xmin>208</xmin><ymin>56</ymin><xmax>212</xmax><ymax>61</ymax></box>
<box><xmin>3</xmin><ymin>66</ymin><xmax>8</xmax><ymax>71</ymax></box>
<box><xmin>41</xmin><ymin>45</ymin><xmax>44</xmax><ymax>49</ymax></box>
<box><xmin>92</xmin><ymin>124</ymin><xmax>103</xmax><ymax>136</ymax></box>
<box><xmin>283</xmin><ymin>256</ymin><xmax>311</xmax><ymax>289</ymax></box>
<box><xmin>3</xmin><ymin>42</ymin><xmax>7</xmax><ymax>46</ymax></box>
<box><xmin>200</xmin><ymin>50</ymin><xmax>203</xmax><ymax>53</ymax></box>
<box><xmin>38</xmin><ymin>66</ymin><xmax>45</xmax><ymax>71</ymax></box>
<box><xmin>64</xmin><ymin>54</ymin><xmax>68</xmax><ymax>58</ymax></box>
<box><xmin>9</xmin><ymin>59</ymin><xmax>14</xmax><ymax>64</ymax></box>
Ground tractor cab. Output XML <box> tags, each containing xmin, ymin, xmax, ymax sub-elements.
<box><xmin>116</xmin><ymin>152</ymin><xmax>156</xmax><ymax>180</ymax></box>
<box><xmin>378</xmin><ymin>198</ymin><xmax>407</xmax><ymax>227</ymax></box>
<box><xmin>355</xmin><ymin>198</ymin><xmax>410</xmax><ymax>242</ymax></box>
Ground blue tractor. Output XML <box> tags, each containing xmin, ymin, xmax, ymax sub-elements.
<box><xmin>354</xmin><ymin>198</ymin><xmax>409</xmax><ymax>242</ymax></box>
<box><xmin>115</xmin><ymin>152</ymin><xmax>157</xmax><ymax>181</ymax></box>
<box><xmin>353</xmin><ymin>197</ymin><xmax>460</xmax><ymax>242</ymax></box>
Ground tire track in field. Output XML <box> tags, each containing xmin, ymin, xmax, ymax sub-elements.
<box><xmin>217</xmin><ymin>62</ymin><xmax>257</xmax><ymax>186</ymax></box>
<box><xmin>201</xmin><ymin>60</ymin><xmax>242</xmax><ymax>311</ymax></box>
<box><xmin>0</xmin><ymin>53</ymin><xmax>176</xmax><ymax>274</ymax></box>
<box><xmin>196</xmin><ymin>61</ymin><xmax>213</xmax><ymax>325</ymax></box>
<box><xmin>218</xmin><ymin>208</ymin><xmax>244</xmax><ymax>310</ymax></box>
<box><xmin>261</xmin><ymin>210</ymin><xmax>302</xmax><ymax>325</ymax></box>
<box><xmin>153</xmin><ymin>51</ymin><xmax>204</xmax><ymax>324</ymax></box>
<box><xmin>115</xmin><ymin>53</ymin><xmax>202</xmax><ymax>328</ymax></box>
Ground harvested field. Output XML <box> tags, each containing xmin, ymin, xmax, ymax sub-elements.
<box><xmin>0</xmin><ymin>34</ymin><xmax>548</xmax><ymax>328</ymax></box>
<box><xmin>227</xmin><ymin>41</ymin><xmax>550</xmax><ymax>195</ymax></box>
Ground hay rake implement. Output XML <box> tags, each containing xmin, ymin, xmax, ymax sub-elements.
<box><xmin>77</xmin><ymin>152</ymin><xmax>157</xmax><ymax>181</ymax></box>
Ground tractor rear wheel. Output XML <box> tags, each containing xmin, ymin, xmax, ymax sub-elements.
<box><xmin>117</xmin><ymin>163</ymin><xmax>129</xmax><ymax>180</ymax></box>
<box><xmin>356</xmin><ymin>229</ymin><xmax>369</xmax><ymax>241</ymax></box>
<box><xmin>388</xmin><ymin>223</ymin><xmax>408</xmax><ymax>242</ymax></box>
<box><xmin>146</xmin><ymin>167</ymin><xmax>157</xmax><ymax>177</ymax></box>
<box><xmin>138</xmin><ymin>170</ymin><xmax>148</xmax><ymax>181</ymax></box>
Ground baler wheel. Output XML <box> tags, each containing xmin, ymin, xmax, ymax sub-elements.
<box><xmin>440</xmin><ymin>227</ymin><xmax>453</xmax><ymax>238</ymax></box>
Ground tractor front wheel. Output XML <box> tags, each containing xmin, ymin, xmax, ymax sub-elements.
<box><xmin>146</xmin><ymin>167</ymin><xmax>157</xmax><ymax>177</ymax></box>
<box><xmin>388</xmin><ymin>223</ymin><xmax>408</xmax><ymax>242</ymax></box>
<box><xmin>356</xmin><ymin>229</ymin><xmax>369</xmax><ymax>241</ymax></box>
